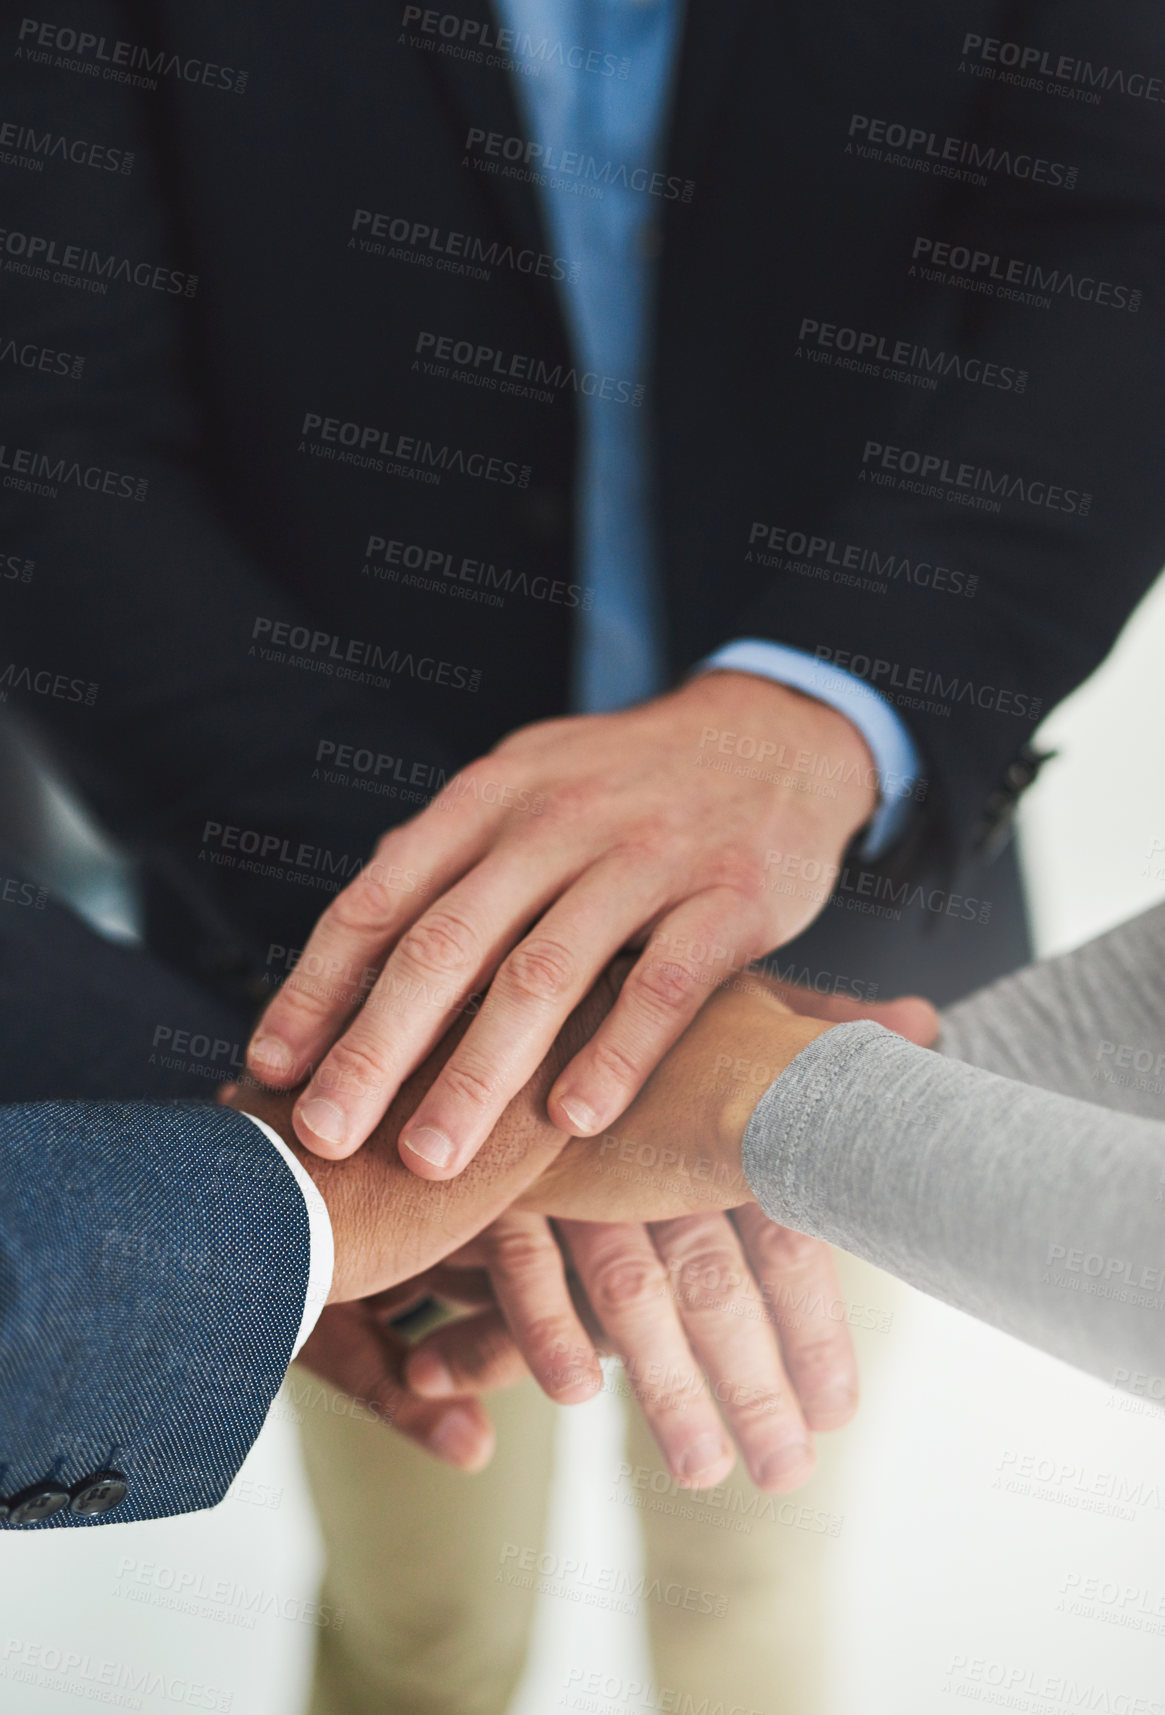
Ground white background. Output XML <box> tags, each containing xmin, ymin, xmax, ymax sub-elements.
<box><xmin>2</xmin><ymin>574</ymin><xmax>1164</xmax><ymax>1715</ymax></box>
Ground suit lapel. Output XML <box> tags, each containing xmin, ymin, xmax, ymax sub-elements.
<box><xmin>665</xmin><ymin>0</ymin><xmax>755</xmax><ymax>184</ymax></box>
<box><xmin>410</xmin><ymin>0</ymin><xmax>553</xmax><ymax>268</ymax></box>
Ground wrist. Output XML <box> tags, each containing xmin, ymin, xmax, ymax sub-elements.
<box><xmin>677</xmin><ymin>669</ymin><xmax>878</xmax><ymax>844</ymax></box>
<box><xmin>717</xmin><ymin>1012</ymin><xmax>833</xmax><ymax>1171</ymax></box>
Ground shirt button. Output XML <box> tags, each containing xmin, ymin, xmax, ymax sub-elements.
<box><xmin>9</xmin><ymin>1483</ymin><xmax>71</xmax><ymax>1525</ymax></box>
<box><xmin>71</xmin><ymin>1471</ymin><xmax>129</xmax><ymax>1517</ymax></box>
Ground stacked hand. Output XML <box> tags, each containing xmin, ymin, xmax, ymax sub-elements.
<box><xmin>243</xmin><ymin>672</ymin><xmax>879</xmax><ymax>1172</ymax></box>
<box><xmin>227</xmin><ymin>669</ymin><xmax>936</xmax><ymax>1494</ymax></box>
<box><xmin>226</xmin><ymin>965</ymin><xmax>937</xmax><ymax>1490</ymax></box>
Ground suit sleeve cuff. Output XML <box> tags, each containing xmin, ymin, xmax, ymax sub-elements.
<box><xmin>237</xmin><ymin>1114</ymin><xmax>334</xmax><ymax>1357</ymax></box>
<box><xmin>697</xmin><ymin>639</ymin><xmax>924</xmax><ymax>857</ymax></box>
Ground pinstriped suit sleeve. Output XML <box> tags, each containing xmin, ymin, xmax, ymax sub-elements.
<box><xmin>0</xmin><ymin>1100</ymin><xmax>310</xmax><ymax>1528</ymax></box>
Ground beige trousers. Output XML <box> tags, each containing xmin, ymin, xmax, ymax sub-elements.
<box><xmin>291</xmin><ymin>1253</ymin><xmax>889</xmax><ymax>1715</ymax></box>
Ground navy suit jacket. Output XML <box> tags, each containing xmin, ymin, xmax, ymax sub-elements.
<box><xmin>2</xmin><ymin>0</ymin><xmax>1164</xmax><ymax>980</ymax></box>
<box><xmin>0</xmin><ymin>1098</ymin><xmax>309</xmax><ymax>1529</ymax></box>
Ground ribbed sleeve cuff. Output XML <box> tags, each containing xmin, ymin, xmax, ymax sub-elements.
<box><xmin>740</xmin><ymin>1020</ymin><xmax>897</xmax><ymax>1232</ymax></box>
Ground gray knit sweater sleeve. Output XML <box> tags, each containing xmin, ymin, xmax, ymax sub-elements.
<box><xmin>741</xmin><ymin>903</ymin><xmax>1165</xmax><ymax>1386</ymax></box>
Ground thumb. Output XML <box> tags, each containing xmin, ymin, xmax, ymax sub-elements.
<box><xmin>771</xmin><ymin>982</ymin><xmax>940</xmax><ymax>1047</ymax></box>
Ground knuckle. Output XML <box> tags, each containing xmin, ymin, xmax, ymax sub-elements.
<box><xmin>515</xmin><ymin>1313</ymin><xmax>585</xmax><ymax>1369</ymax></box>
<box><xmin>485</xmin><ymin>1224</ymin><xmax>555</xmax><ymax>1280</ymax></box>
<box><xmin>315</xmin><ymin>1035</ymin><xmax>392</xmax><ymax>1101</ymax></box>
<box><xmin>540</xmin><ymin>780</ymin><xmax>601</xmax><ymax>826</ymax></box>
<box><xmin>637</xmin><ymin>1379</ymin><xmax>702</xmax><ymax>1418</ymax></box>
<box><xmin>632</xmin><ymin>955</ymin><xmax>699</xmax><ymax>1015</ymax></box>
<box><xmin>266</xmin><ymin>977</ymin><xmax>334</xmax><ymax>1030</ymax></box>
<box><xmin>445</xmin><ymin>1323</ymin><xmax>517</xmax><ymax>1384</ymax></box>
<box><xmin>620</xmin><ymin>813</ymin><xmax>679</xmax><ymax>853</ymax></box>
<box><xmin>588</xmin><ymin>1253</ymin><xmax>666</xmax><ymax>1317</ymax></box>
<box><xmin>587</xmin><ymin>1034</ymin><xmax>645</xmax><ymax>1092</ymax></box>
<box><xmin>707</xmin><ymin>851</ymin><xmax>769</xmax><ymax>903</ymax></box>
<box><xmin>500</xmin><ymin>937</ymin><xmax>578</xmax><ymax>1006</ymax></box>
<box><xmin>439</xmin><ymin>1050</ymin><xmax>501</xmax><ymax>1111</ymax></box>
<box><xmin>398</xmin><ymin>909</ymin><xmax>480</xmax><ymax>979</ymax></box>
<box><xmin>348</xmin><ymin>1364</ymin><xmax>401</xmax><ymax>1420</ymax></box>
<box><xmin>669</xmin><ymin>1246</ymin><xmax>746</xmax><ymax>1310</ymax></box>
<box><xmin>786</xmin><ymin>1330</ymin><xmax>853</xmax><ymax>1378</ymax></box>
<box><xmin>752</xmin><ymin>1223</ymin><xmax>829</xmax><ymax>1276</ymax></box>
<box><xmin>329</xmin><ymin>866</ymin><xmax>399</xmax><ymax>935</ymax></box>
<box><xmin>726</xmin><ymin>1382</ymin><xmax>789</xmax><ymax>1426</ymax></box>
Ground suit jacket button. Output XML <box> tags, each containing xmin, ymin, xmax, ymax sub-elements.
<box><xmin>70</xmin><ymin>1472</ymin><xmax>128</xmax><ymax>1516</ymax></box>
<box><xmin>9</xmin><ymin>1483</ymin><xmax>71</xmax><ymax>1524</ymax></box>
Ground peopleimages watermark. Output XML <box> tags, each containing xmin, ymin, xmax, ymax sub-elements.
<box><xmin>0</xmin><ymin>548</ymin><xmax>34</xmax><ymax>581</ymax></box>
<box><xmin>609</xmin><ymin>1464</ymin><xmax>845</xmax><ymax>1541</ymax></box>
<box><xmin>251</xmin><ymin>615</ymin><xmax>482</xmax><ymax>694</ymax></box>
<box><xmin>0</xmin><ymin>117</ymin><xmax>133</xmax><ymax>174</ymax></box>
<box><xmin>959</xmin><ymin>31</ymin><xmax>1165</xmax><ymax>109</ymax></box>
<box><xmin>0</xmin><ymin>334</ymin><xmax>84</xmax><ymax>379</ymax></box>
<box><xmin>496</xmin><ymin>1543</ymin><xmax>727</xmax><ymax>1617</ymax></box>
<box><xmin>298</xmin><ymin>410</ymin><xmax>531</xmax><ymax>489</ymax></box>
<box><xmin>114</xmin><ymin>1556</ymin><xmax>344</xmax><ymax>1634</ymax></box>
<box><xmin>910</xmin><ymin>235</ymin><xmax>1141</xmax><ymax>312</ymax></box>
<box><xmin>1095</xmin><ymin>1036</ymin><xmax>1165</xmax><ymax>1102</ymax></box>
<box><xmin>860</xmin><ymin>439</ymin><xmax>1092</xmax><ymax>519</ymax></box>
<box><xmin>362</xmin><ymin>533</ymin><xmax>592</xmax><ymax>611</ymax></box>
<box><xmin>941</xmin><ymin>1651</ymin><xmax>1163</xmax><ymax>1715</ymax></box>
<box><xmin>313</xmin><ymin>738</ymin><xmax>546</xmax><ymax>817</ymax></box>
<box><xmin>1042</xmin><ymin>1242</ymin><xmax>1165</xmax><ymax>1307</ymax></box>
<box><xmin>745</xmin><ymin>520</ymin><xmax>977</xmax><ymax>599</ymax></box>
<box><xmin>847</xmin><ymin>112</ymin><xmax>1077</xmax><ymax>189</ymax></box>
<box><xmin>0</xmin><ymin>1631</ymin><xmax>233</xmax><ymax>1710</ymax></box>
<box><xmin>991</xmin><ymin>1448</ymin><xmax>1165</xmax><ymax>1521</ymax></box>
<box><xmin>148</xmin><ymin>1023</ymin><xmax>246</xmax><ymax>1082</ymax></box>
<box><xmin>15</xmin><ymin>18</ymin><xmax>249</xmax><ymax>94</ymax></box>
<box><xmin>0</xmin><ymin>441</ymin><xmax>147</xmax><ymax>501</ymax></box>
<box><xmin>812</xmin><ymin>645</ymin><xmax>1041</xmax><ymax>721</ymax></box>
<box><xmin>198</xmin><ymin>817</ymin><xmax>427</xmax><ymax>900</ymax></box>
<box><xmin>0</xmin><ymin>873</ymin><xmax>46</xmax><ymax>908</ymax></box>
<box><xmin>1058</xmin><ymin>1570</ymin><xmax>1165</xmax><ymax>1637</ymax></box>
<box><xmin>0</xmin><ymin>659</ymin><xmax>98</xmax><ymax>707</ymax></box>
<box><xmin>796</xmin><ymin>315</ymin><xmax>1026</xmax><ymax>395</ymax></box>
<box><xmin>463</xmin><ymin>126</ymin><xmax>695</xmax><ymax>201</ymax></box>
<box><xmin>560</xmin><ymin>1664</ymin><xmax>777</xmax><ymax>1715</ymax></box>
<box><xmin>413</xmin><ymin>328</ymin><xmax>643</xmax><ymax>405</ymax></box>
<box><xmin>0</xmin><ymin>225</ymin><xmax>198</xmax><ymax>295</ymax></box>
<box><xmin>400</xmin><ymin>7</ymin><xmax>629</xmax><ymax>80</ymax></box>
<box><xmin>350</xmin><ymin>206</ymin><xmax>577</xmax><ymax>284</ymax></box>
<box><xmin>765</xmin><ymin>848</ymin><xmax>991</xmax><ymax>927</ymax></box>
<box><xmin>696</xmin><ymin>724</ymin><xmax>923</xmax><ymax>805</ymax></box>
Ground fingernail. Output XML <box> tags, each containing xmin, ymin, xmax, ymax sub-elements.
<box><xmin>249</xmin><ymin>1035</ymin><xmax>294</xmax><ymax>1077</ymax></box>
<box><xmin>428</xmin><ymin>1407</ymin><xmax>488</xmax><ymax>1468</ymax></box>
<box><xmin>805</xmin><ymin>1384</ymin><xmax>857</xmax><ymax>1425</ymax></box>
<box><xmin>756</xmin><ymin>1443</ymin><xmax>814</xmax><ymax>1490</ymax></box>
<box><xmin>558</xmin><ymin>1096</ymin><xmax>599</xmax><ymax>1135</ymax></box>
<box><xmin>402</xmin><ymin>1125</ymin><xmax>456</xmax><ymax>1169</ymax></box>
<box><xmin>297</xmin><ymin>1097</ymin><xmax>349</xmax><ymax>1149</ymax></box>
<box><xmin>408</xmin><ymin>1350</ymin><xmax>455</xmax><ymax>1398</ymax></box>
<box><xmin>550</xmin><ymin>1367</ymin><xmax>601</xmax><ymax>1404</ymax></box>
<box><xmin>676</xmin><ymin>1433</ymin><xmax>731</xmax><ymax>1483</ymax></box>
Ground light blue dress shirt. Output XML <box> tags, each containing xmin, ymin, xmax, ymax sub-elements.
<box><xmin>492</xmin><ymin>0</ymin><xmax>921</xmax><ymax>853</ymax></box>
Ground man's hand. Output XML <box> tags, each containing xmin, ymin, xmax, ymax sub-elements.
<box><xmin>402</xmin><ymin>1207</ymin><xmax>860</xmax><ymax>1493</ymax></box>
<box><xmin>392</xmin><ymin>978</ymin><xmax>936</xmax><ymax>1485</ymax></box>
<box><xmin>222</xmin><ymin>967</ymin><xmax>626</xmax><ymax>1303</ymax></box>
<box><xmin>293</xmin><ymin>1298</ymin><xmax>497</xmax><ymax>1474</ymax></box>
<box><xmin>245</xmin><ymin>672</ymin><xmax>877</xmax><ymax>1175</ymax></box>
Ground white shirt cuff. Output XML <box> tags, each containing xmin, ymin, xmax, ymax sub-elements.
<box><xmin>238</xmin><ymin>1113</ymin><xmax>335</xmax><ymax>1358</ymax></box>
<box><xmin>697</xmin><ymin>639</ymin><xmax>925</xmax><ymax>857</ymax></box>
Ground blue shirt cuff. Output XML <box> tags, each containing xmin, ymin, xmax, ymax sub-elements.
<box><xmin>697</xmin><ymin>640</ymin><xmax>924</xmax><ymax>857</ymax></box>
